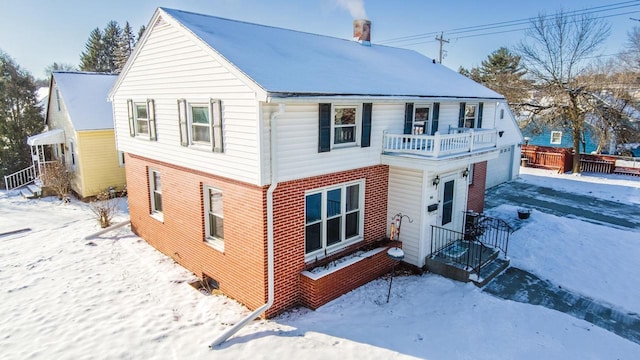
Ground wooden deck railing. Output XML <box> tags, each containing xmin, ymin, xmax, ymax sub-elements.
<box><xmin>522</xmin><ymin>145</ymin><xmax>640</xmax><ymax>176</ymax></box>
<box><xmin>383</xmin><ymin>129</ymin><xmax>498</xmax><ymax>158</ymax></box>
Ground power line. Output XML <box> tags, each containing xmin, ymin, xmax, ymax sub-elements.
<box><xmin>378</xmin><ymin>0</ymin><xmax>640</xmax><ymax>45</ymax></box>
<box><xmin>392</xmin><ymin>8</ymin><xmax>640</xmax><ymax>48</ymax></box>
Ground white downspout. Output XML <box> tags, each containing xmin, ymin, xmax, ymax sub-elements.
<box><xmin>210</xmin><ymin>103</ymin><xmax>285</xmax><ymax>348</ymax></box>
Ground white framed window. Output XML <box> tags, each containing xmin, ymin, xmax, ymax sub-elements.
<box><xmin>464</xmin><ymin>104</ymin><xmax>477</xmax><ymax>128</ymax></box>
<box><xmin>127</xmin><ymin>99</ymin><xmax>156</xmax><ymax>140</ymax></box>
<box><xmin>134</xmin><ymin>102</ymin><xmax>150</xmax><ymax>136</ymax></box>
<box><xmin>332</xmin><ymin>105</ymin><xmax>360</xmax><ymax>146</ymax></box>
<box><xmin>305</xmin><ymin>180</ymin><xmax>364</xmax><ymax>260</ymax></box>
<box><xmin>189</xmin><ymin>103</ymin><xmax>211</xmax><ymax>145</ymax></box>
<box><xmin>413</xmin><ymin>105</ymin><xmax>431</xmax><ymax>135</ymax></box>
<box><xmin>149</xmin><ymin>169</ymin><xmax>163</xmax><ymax>219</ymax></box>
<box><xmin>203</xmin><ymin>185</ymin><xmax>224</xmax><ymax>250</ymax></box>
<box><xmin>550</xmin><ymin>131</ymin><xmax>562</xmax><ymax>145</ymax></box>
<box><xmin>178</xmin><ymin>99</ymin><xmax>223</xmax><ymax>152</ymax></box>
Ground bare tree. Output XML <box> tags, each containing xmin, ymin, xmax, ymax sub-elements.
<box><xmin>517</xmin><ymin>11</ymin><xmax>610</xmax><ymax>172</ymax></box>
<box><xmin>89</xmin><ymin>189</ymin><xmax>120</xmax><ymax>228</ymax></box>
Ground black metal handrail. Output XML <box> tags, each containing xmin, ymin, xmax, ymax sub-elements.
<box><xmin>430</xmin><ymin>213</ymin><xmax>512</xmax><ymax>278</ymax></box>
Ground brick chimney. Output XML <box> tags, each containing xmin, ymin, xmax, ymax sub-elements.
<box><xmin>353</xmin><ymin>19</ymin><xmax>371</xmax><ymax>45</ymax></box>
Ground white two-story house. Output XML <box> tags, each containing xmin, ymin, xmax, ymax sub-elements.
<box><xmin>109</xmin><ymin>8</ymin><xmax>522</xmax><ymax>318</ymax></box>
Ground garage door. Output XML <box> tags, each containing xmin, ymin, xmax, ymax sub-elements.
<box><xmin>486</xmin><ymin>146</ymin><xmax>514</xmax><ymax>188</ymax></box>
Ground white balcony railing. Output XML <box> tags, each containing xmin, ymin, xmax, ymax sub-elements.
<box><xmin>383</xmin><ymin>128</ymin><xmax>498</xmax><ymax>158</ymax></box>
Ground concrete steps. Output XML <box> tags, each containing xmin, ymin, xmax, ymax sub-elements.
<box><xmin>20</xmin><ymin>184</ymin><xmax>42</xmax><ymax>199</ymax></box>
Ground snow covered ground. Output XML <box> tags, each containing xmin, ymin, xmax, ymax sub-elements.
<box><xmin>1</xmin><ymin>168</ymin><xmax>639</xmax><ymax>359</ymax></box>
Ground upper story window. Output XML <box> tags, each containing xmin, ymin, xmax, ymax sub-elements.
<box><xmin>204</xmin><ymin>185</ymin><xmax>224</xmax><ymax>251</ymax></box>
<box><xmin>178</xmin><ymin>98</ymin><xmax>224</xmax><ymax>152</ymax></box>
<box><xmin>69</xmin><ymin>141</ymin><xmax>76</xmax><ymax>171</ymax></box>
<box><xmin>458</xmin><ymin>102</ymin><xmax>484</xmax><ymax>129</ymax></box>
<box><xmin>413</xmin><ymin>105</ymin><xmax>430</xmax><ymax>135</ymax></box>
<box><xmin>305</xmin><ymin>180</ymin><xmax>364</xmax><ymax>260</ymax></box>
<box><xmin>135</xmin><ymin>103</ymin><xmax>149</xmax><ymax>136</ymax></box>
<box><xmin>464</xmin><ymin>104</ymin><xmax>477</xmax><ymax>128</ymax></box>
<box><xmin>127</xmin><ymin>99</ymin><xmax>157</xmax><ymax>140</ymax></box>
<box><xmin>149</xmin><ymin>169</ymin><xmax>163</xmax><ymax>219</ymax></box>
<box><xmin>333</xmin><ymin>105</ymin><xmax>359</xmax><ymax>145</ymax></box>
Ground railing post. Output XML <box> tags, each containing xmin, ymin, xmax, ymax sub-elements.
<box><xmin>468</xmin><ymin>129</ymin><xmax>475</xmax><ymax>152</ymax></box>
<box><xmin>433</xmin><ymin>132</ymin><xmax>441</xmax><ymax>157</ymax></box>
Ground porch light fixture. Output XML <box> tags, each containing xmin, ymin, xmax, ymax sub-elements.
<box><xmin>432</xmin><ymin>175</ymin><xmax>440</xmax><ymax>187</ymax></box>
<box><xmin>498</xmin><ymin>130</ymin><xmax>504</xmax><ymax>138</ymax></box>
<box><xmin>462</xmin><ymin>168</ymin><xmax>469</xmax><ymax>178</ymax></box>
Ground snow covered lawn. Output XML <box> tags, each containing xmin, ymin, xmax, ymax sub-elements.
<box><xmin>1</xmin><ymin>169</ymin><xmax>639</xmax><ymax>359</ymax></box>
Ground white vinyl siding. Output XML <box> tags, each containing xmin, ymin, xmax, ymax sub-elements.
<box><xmin>112</xmin><ymin>19</ymin><xmax>261</xmax><ymax>185</ymax></box>
<box><xmin>387</xmin><ymin>167</ymin><xmax>423</xmax><ymax>266</ymax></box>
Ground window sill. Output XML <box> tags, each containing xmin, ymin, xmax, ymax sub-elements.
<box><xmin>305</xmin><ymin>236</ymin><xmax>363</xmax><ymax>263</ymax></box>
<box><xmin>205</xmin><ymin>238</ymin><xmax>224</xmax><ymax>252</ymax></box>
<box><xmin>150</xmin><ymin>212</ymin><xmax>164</xmax><ymax>223</ymax></box>
<box><xmin>331</xmin><ymin>143</ymin><xmax>359</xmax><ymax>150</ymax></box>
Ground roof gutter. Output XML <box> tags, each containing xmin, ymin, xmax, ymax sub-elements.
<box><xmin>210</xmin><ymin>103</ymin><xmax>285</xmax><ymax>348</ymax></box>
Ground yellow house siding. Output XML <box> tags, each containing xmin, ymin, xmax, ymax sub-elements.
<box><xmin>76</xmin><ymin>130</ymin><xmax>126</xmax><ymax>198</ymax></box>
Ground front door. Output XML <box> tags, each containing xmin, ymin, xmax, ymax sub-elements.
<box><xmin>439</xmin><ymin>177</ymin><xmax>456</xmax><ymax>230</ymax></box>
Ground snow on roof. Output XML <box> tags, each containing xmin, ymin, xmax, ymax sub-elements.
<box><xmin>160</xmin><ymin>8</ymin><xmax>504</xmax><ymax>99</ymax></box>
<box><xmin>53</xmin><ymin>71</ymin><xmax>118</xmax><ymax>130</ymax></box>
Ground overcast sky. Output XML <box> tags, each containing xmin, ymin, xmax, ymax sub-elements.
<box><xmin>0</xmin><ymin>0</ymin><xmax>638</xmax><ymax>79</ymax></box>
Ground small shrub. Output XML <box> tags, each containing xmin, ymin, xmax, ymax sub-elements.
<box><xmin>89</xmin><ymin>189</ymin><xmax>120</xmax><ymax>228</ymax></box>
<box><xmin>41</xmin><ymin>161</ymin><xmax>71</xmax><ymax>201</ymax></box>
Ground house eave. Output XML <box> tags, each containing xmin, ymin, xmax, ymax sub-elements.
<box><xmin>266</xmin><ymin>92</ymin><xmax>505</xmax><ymax>103</ymax></box>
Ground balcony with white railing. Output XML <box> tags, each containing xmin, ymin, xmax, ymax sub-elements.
<box><xmin>382</xmin><ymin>128</ymin><xmax>499</xmax><ymax>159</ymax></box>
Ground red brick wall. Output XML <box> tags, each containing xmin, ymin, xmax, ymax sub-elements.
<box><xmin>267</xmin><ymin>164</ymin><xmax>389</xmax><ymax>317</ymax></box>
<box><xmin>467</xmin><ymin>161</ymin><xmax>487</xmax><ymax>213</ymax></box>
<box><xmin>300</xmin><ymin>241</ymin><xmax>401</xmax><ymax>309</ymax></box>
<box><xmin>125</xmin><ymin>153</ymin><xmax>268</xmax><ymax>311</ymax></box>
<box><xmin>125</xmin><ymin>153</ymin><xmax>389</xmax><ymax>318</ymax></box>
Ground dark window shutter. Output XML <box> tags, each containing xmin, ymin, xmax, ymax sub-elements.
<box><xmin>431</xmin><ymin>102</ymin><xmax>440</xmax><ymax>135</ymax></box>
<box><xmin>458</xmin><ymin>102</ymin><xmax>466</xmax><ymax>128</ymax></box>
<box><xmin>177</xmin><ymin>99</ymin><xmax>188</xmax><ymax>146</ymax></box>
<box><xmin>147</xmin><ymin>99</ymin><xmax>157</xmax><ymax>141</ymax></box>
<box><xmin>361</xmin><ymin>103</ymin><xmax>372</xmax><ymax>147</ymax></box>
<box><xmin>211</xmin><ymin>98</ymin><xmax>223</xmax><ymax>153</ymax></box>
<box><xmin>477</xmin><ymin>102</ymin><xmax>484</xmax><ymax>128</ymax></box>
<box><xmin>318</xmin><ymin>103</ymin><xmax>331</xmax><ymax>152</ymax></box>
<box><xmin>404</xmin><ymin>103</ymin><xmax>414</xmax><ymax>134</ymax></box>
<box><xmin>127</xmin><ymin>99</ymin><xmax>135</xmax><ymax>137</ymax></box>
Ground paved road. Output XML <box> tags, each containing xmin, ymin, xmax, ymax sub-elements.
<box><xmin>484</xmin><ymin>180</ymin><xmax>640</xmax><ymax>344</ymax></box>
<box><xmin>485</xmin><ymin>181</ymin><xmax>640</xmax><ymax>231</ymax></box>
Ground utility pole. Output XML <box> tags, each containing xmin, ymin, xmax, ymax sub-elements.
<box><xmin>435</xmin><ymin>32</ymin><xmax>449</xmax><ymax>64</ymax></box>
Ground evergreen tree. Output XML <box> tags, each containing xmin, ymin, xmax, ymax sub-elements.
<box><xmin>44</xmin><ymin>62</ymin><xmax>76</xmax><ymax>78</ymax></box>
<box><xmin>459</xmin><ymin>47</ymin><xmax>530</xmax><ymax>112</ymax></box>
<box><xmin>0</xmin><ymin>50</ymin><xmax>44</xmax><ymax>187</ymax></box>
<box><xmin>79</xmin><ymin>27</ymin><xmax>104</xmax><ymax>72</ymax></box>
<box><xmin>138</xmin><ymin>25</ymin><xmax>146</xmax><ymax>41</ymax></box>
<box><xmin>102</xmin><ymin>21</ymin><xmax>122</xmax><ymax>73</ymax></box>
<box><xmin>114</xmin><ymin>21</ymin><xmax>136</xmax><ymax>73</ymax></box>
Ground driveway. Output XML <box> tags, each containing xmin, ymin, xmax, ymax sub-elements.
<box><xmin>485</xmin><ymin>181</ymin><xmax>640</xmax><ymax>231</ymax></box>
<box><xmin>483</xmin><ymin>179</ymin><xmax>640</xmax><ymax>345</ymax></box>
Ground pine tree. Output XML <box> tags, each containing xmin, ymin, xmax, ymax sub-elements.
<box><xmin>460</xmin><ymin>47</ymin><xmax>530</xmax><ymax>109</ymax></box>
<box><xmin>79</xmin><ymin>27</ymin><xmax>104</xmax><ymax>72</ymax></box>
<box><xmin>114</xmin><ymin>21</ymin><xmax>136</xmax><ymax>73</ymax></box>
<box><xmin>0</xmin><ymin>50</ymin><xmax>45</xmax><ymax>187</ymax></box>
<box><xmin>102</xmin><ymin>21</ymin><xmax>122</xmax><ymax>73</ymax></box>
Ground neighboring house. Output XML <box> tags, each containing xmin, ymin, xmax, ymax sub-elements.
<box><xmin>109</xmin><ymin>8</ymin><xmax>522</xmax><ymax>318</ymax></box>
<box><xmin>25</xmin><ymin>71</ymin><xmax>125</xmax><ymax>199</ymax></box>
